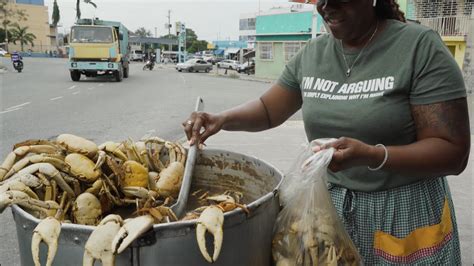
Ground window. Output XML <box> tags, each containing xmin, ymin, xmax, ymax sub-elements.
<box><xmin>259</xmin><ymin>42</ymin><xmax>273</xmax><ymax>60</ymax></box>
<box><xmin>284</xmin><ymin>42</ymin><xmax>304</xmax><ymax>61</ymax></box>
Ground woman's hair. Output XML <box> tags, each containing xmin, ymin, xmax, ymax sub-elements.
<box><xmin>375</xmin><ymin>0</ymin><xmax>407</xmax><ymax>22</ymax></box>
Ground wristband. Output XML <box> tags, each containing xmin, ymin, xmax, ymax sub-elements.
<box><xmin>368</xmin><ymin>144</ymin><xmax>388</xmax><ymax>171</ymax></box>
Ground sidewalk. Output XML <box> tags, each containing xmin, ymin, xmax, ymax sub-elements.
<box><xmin>200</xmin><ymin>120</ymin><xmax>473</xmax><ymax>265</ymax></box>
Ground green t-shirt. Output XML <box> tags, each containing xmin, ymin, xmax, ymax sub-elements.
<box><xmin>278</xmin><ymin>19</ymin><xmax>466</xmax><ymax>192</ymax></box>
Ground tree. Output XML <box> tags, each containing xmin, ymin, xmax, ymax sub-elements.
<box><xmin>52</xmin><ymin>0</ymin><xmax>60</xmax><ymax>27</ymax></box>
<box><xmin>134</xmin><ymin>27</ymin><xmax>152</xmax><ymax>37</ymax></box>
<box><xmin>76</xmin><ymin>0</ymin><xmax>97</xmax><ymax>20</ymax></box>
<box><xmin>188</xmin><ymin>40</ymin><xmax>208</xmax><ymax>54</ymax></box>
<box><xmin>0</xmin><ymin>1</ymin><xmax>28</xmax><ymax>51</ymax></box>
<box><xmin>10</xmin><ymin>23</ymin><xmax>36</xmax><ymax>51</ymax></box>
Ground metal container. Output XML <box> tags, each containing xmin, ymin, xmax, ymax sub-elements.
<box><xmin>11</xmin><ymin>149</ymin><xmax>283</xmax><ymax>266</ymax></box>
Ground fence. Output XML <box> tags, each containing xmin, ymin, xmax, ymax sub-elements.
<box><xmin>417</xmin><ymin>15</ymin><xmax>471</xmax><ymax>36</ymax></box>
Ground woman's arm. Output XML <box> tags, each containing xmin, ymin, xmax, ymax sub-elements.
<box><xmin>384</xmin><ymin>97</ymin><xmax>470</xmax><ymax>176</ymax></box>
<box><xmin>184</xmin><ymin>83</ymin><xmax>302</xmax><ymax>145</ymax></box>
<box><xmin>318</xmin><ymin>98</ymin><xmax>471</xmax><ymax>177</ymax></box>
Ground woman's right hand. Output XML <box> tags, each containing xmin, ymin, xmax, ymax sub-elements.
<box><xmin>182</xmin><ymin>111</ymin><xmax>226</xmax><ymax>146</ymax></box>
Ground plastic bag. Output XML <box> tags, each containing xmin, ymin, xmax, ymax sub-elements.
<box><xmin>272</xmin><ymin>139</ymin><xmax>362</xmax><ymax>266</ymax></box>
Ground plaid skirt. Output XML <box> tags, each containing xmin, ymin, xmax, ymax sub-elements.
<box><xmin>328</xmin><ymin>177</ymin><xmax>461</xmax><ymax>265</ymax></box>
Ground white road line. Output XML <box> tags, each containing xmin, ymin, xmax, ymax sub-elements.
<box><xmin>66</xmin><ymin>85</ymin><xmax>77</xmax><ymax>90</ymax></box>
<box><xmin>0</xmin><ymin>107</ymin><xmax>22</xmax><ymax>114</ymax></box>
<box><xmin>72</xmin><ymin>91</ymin><xmax>80</xmax><ymax>95</ymax></box>
<box><xmin>6</xmin><ymin>102</ymin><xmax>31</xmax><ymax>110</ymax></box>
<box><xmin>98</xmin><ymin>84</ymin><xmax>104</xmax><ymax>87</ymax></box>
<box><xmin>50</xmin><ymin>96</ymin><xmax>63</xmax><ymax>101</ymax></box>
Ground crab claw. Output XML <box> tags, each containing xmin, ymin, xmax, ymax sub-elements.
<box><xmin>196</xmin><ymin>205</ymin><xmax>224</xmax><ymax>263</ymax></box>
<box><xmin>31</xmin><ymin>216</ymin><xmax>61</xmax><ymax>266</ymax></box>
<box><xmin>83</xmin><ymin>214</ymin><xmax>123</xmax><ymax>266</ymax></box>
<box><xmin>111</xmin><ymin>215</ymin><xmax>154</xmax><ymax>254</ymax></box>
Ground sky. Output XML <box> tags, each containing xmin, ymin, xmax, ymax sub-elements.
<box><xmin>43</xmin><ymin>0</ymin><xmax>296</xmax><ymax>42</ymax></box>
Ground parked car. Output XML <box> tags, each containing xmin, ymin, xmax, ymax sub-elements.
<box><xmin>237</xmin><ymin>60</ymin><xmax>255</xmax><ymax>74</ymax></box>
<box><xmin>217</xmin><ymin>59</ymin><xmax>239</xmax><ymax>70</ymax></box>
<box><xmin>176</xmin><ymin>59</ymin><xmax>213</xmax><ymax>72</ymax></box>
<box><xmin>130</xmin><ymin>50</ymin><xmax>144</xmax><ymax>61</ymax></box>
<box><xmin>0</xmin><ymin>48</ymin><xmax>8</xmax><ymax>57</ymax></box>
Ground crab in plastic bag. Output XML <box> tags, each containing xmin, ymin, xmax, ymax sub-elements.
<box><xmin>272</xmin><ymin>139</ymin><xmax>361</xmax><ymax>266</ymax></box>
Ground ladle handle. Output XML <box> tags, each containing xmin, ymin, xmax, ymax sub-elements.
<box><xmin>172</xmin><ymin>96</ymin><xmax>204</xmax><ymax>218</ymax></box>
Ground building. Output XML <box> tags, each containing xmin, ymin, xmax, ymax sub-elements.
<box><xmin>239</xmin><ymin>13</ymin><xmax>257</xmax><ymax>49</ymax></box>
<box><xmin>254</xmin><ymin>4</ymin><xmax>324</xmax><ymax>79</ymax></box>
<box><xmin>401</xmin><ymin>0</ymin><xmax>473</xmax><ymax>69</ymax></box>
<box><xmin>3</xmin><ymin>0</ymin><xmax>54</xmax><ymax>53</ymax></box>
<box><xmin>211</xmin><ymin>40</ymin><xmax>248</xmax><ymax>59</ymax></box>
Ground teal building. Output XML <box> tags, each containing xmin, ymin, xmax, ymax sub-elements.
<box><xmin>255</xmin><ymin>10</ymin><xmax>325</xmax><ymax>79</ymax></box>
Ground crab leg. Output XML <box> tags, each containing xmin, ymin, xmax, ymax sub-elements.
<box><xmin>111</xmin><ymin>215</ymin><xmax>154</xmax><ymax>254</ymax></box>
<box><xmin>196</xmin><ymin>205</ymin><xmax>224</xmax><ymax>263</ymax></box>
<box><xmin>4</xmin><ymin>155</ymin><xmax>69</xmax><ymax>180</ymax></box>
<box><xmin>31</xmin><ymin>216</ymin><xmax>61</xmax><ymax>266</ymax></box>
<box><xmin>10</xmin><ymin>163</ymin><xmax>75</xmax><ymax>198</ymax></box>
<box><xmin>0</xmin><ymin>145</ymin><xmax>58</xmax><ymax>181</ymax></box>
<box><xmin>83</xmin><ymin>214</ymin><xmax>123</xmax><ymax>266</ymax></box>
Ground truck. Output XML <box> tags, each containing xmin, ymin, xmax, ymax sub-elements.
<box><xmin>68</xmin><ymin>18</ymin><xmax>130</xmax><ymax>82</ymax></box>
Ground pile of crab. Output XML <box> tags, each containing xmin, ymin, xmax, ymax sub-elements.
<box><xmin>0</xmin><ymin>133</ymin><xmax>248</xmax><ymax>266</ymax></box>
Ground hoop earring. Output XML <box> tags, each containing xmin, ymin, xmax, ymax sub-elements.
<box><xmin>373</xmin><ymin>0</ymin><xmax>377</xmax><ymax>7</ymax></box>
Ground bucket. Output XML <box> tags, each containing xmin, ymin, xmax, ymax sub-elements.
<box><xmin>11</xmin><ymin>149</ymin><xmax>283</xmax><ymax>266</ymax></box>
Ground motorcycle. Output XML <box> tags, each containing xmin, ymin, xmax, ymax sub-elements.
<box><xmin>143</xmin><ymin>55</ymin><xmax>156</xmax><ymax>71</ymax></box>
<box><xmin>12</xmin><ymin>60</ymin><xmax>23</xmax><ymax>73</ymax></box>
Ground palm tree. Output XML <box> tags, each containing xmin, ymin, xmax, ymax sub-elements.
<box><xmin>52</xmin><ymin>0</ymin><xmax>60</xmax><ymax>27</ymax></box>
<box><xmin>76</xmin><ymin>0</ymin><xmax>97</xmax><ymax>20</ymax></box>
<box><xmin>10</xmin><ymin>23</ymin><xmax>36</xmax><ymax>51</ymax></box>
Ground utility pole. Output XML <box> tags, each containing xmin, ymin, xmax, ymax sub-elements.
<box><xmin>167</xmin><ymin>10</ymin><xmax>172</xmax><ymax>53</ymax></box>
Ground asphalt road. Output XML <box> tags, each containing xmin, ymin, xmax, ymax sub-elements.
<box><xmin>0</xmin><ymin>57</ymin><xmax>472</xmax><ymax>265</ymax></box>
<box><xmin>0</xmin><ymin>57</ymin><xmax>296</xmax><ymax>266</ymax></box>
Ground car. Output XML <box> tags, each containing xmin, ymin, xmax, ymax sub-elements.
<box><xmin>130</xmin><ymin>50</ymin><xmax>144</xmax><ymax>61</ymax></box>
<box><xmin>0</xmin><ymin>48</ymin><xmax>8</xmax><ymax>57</ymax></box>
<box><xmin>237</xmin><ymin>60</ymin><xmax>255</xmax><ymax>74</ymax></box>
<box><xmin>176</xmin><ymin>59</ymin><xmax>213</xmax><ymax>73</ymax></box>
<box><xmin>217</xmin><ymin>60</ymin><xmax>239</xmax><ymax>70</ymax></box>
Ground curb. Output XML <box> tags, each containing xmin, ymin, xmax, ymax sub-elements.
<box><xmin>206</xmin><ymin>73</ymin><xmax>274</xmax><ymax>84</ymax></box>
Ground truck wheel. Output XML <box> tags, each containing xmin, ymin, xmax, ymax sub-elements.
<box><xmin>123</xmin><ymin>66</ymin><xmax>129</xmax><ymax>78</ymax></box>
<box><xmin>115</xmin><ymin>66</ymin><xmax>123</xmax><ymax>82</ymax></box>
<box><xmin>70</xmin><ymin>70</ymin><xmax>80</xmax><ymax>81</ymax></box>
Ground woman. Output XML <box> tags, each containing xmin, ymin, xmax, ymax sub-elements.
<box><xmin>183</xmin><ymin>0</ymin><xmax>470</xmax><ymax>264</ymax></box>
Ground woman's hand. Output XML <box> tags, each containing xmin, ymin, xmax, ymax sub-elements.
<box><xmin>182</xmin><ymin>111</ymin><xmax>226</xmax><ymax>146</ymax></box>
<box><xmin>312</xmin><ymin>137</ymin><xmax>384</xmax><ymax>172</ymax></box>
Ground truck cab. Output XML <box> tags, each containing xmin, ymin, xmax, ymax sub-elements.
<box><xmin>68</xmin><ymin>19</ymin><xmax>130</xmax><ymax>82</ymax></box>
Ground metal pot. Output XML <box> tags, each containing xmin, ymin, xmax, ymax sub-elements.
<box><xmin>12</xmin><ymin>149</ymin><xmax>283</xmax><ymax>266</ymax></box>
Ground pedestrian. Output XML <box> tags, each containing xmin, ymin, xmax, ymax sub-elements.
<box><xmin>182</xmin><ymin>0</ymin><xmax>470</xmax><ymax>264</ymax></box>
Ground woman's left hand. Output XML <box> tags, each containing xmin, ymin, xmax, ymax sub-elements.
<box><xmin>312</xmin><ymin>137</ymin><xmax>381</xmax><ymax>172</ymax></box>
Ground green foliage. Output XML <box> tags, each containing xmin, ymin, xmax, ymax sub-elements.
<box><xmin>0</xmin><ymin>28</ymin><xmax>13</xmax><ymax>43</ymax></box>
<box><xmin>52</xmin><ymin>0</ymin><xmax>60</xmax><ymax>27</ymax></box>
<box><xmin>9</xmin><ymin>23</ymin><xmax>36</xmax><ymax>51</ymax></box>
<box><xmin>134</xmin><ymin>27</ymin><xmax>152</xmax><ymax>37</ymax></box>
<box><xmin>76</xmin><ymin>0</ymin><xmax>97</xmax><ymax>20</ymax></box>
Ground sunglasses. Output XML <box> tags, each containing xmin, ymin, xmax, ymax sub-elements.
<box><xmin>316</xmin><ymin>0</ymin><xmax>352</xmax><ymax>7</ymax></box>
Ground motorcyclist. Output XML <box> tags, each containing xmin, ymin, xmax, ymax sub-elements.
<box><xmin>11</xmin><ymin>51</ymin><xmax>22</xmax><ymax>63</ymax></box>
<box><xmin>11</xmin><ymin>51</ymin><xmax>24</xmax><ymax>72</ymax></box>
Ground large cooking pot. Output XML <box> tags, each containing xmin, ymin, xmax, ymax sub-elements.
<box><xmin>12</xmin><ymin>149</ymin><xmax>283</xmax><ymax>266</ymax></box>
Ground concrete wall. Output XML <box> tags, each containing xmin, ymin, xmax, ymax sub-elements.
<box><xmin>255</xmin><ymin>42</ymin><xmax>284</xmax><ymax>80</ymax></box>
<box><xmin>7</xmin><ymin>3</ymin><xmax>51</xmax><ymax>52</ymax></box>
<box><xmin>462</xmin><ymin>13</ymin><xmax>474</xmax><ymax>92</ymax></box>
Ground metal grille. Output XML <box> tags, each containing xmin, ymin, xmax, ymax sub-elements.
<box><xmin>407</xmin><ymin>0</ymin><xmax>473</xmax><ymax>36</ymax></box>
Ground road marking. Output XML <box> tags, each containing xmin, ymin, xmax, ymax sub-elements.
<box><xmin>0</xmin><ymin>107</ymin><xmax>21</xmax><ymax>114</ymax></box>
<box><xmin>50</xmin><ymin>96</ymin><xmax>63</xmax><ymax>101</ymax></box>
<box><xmin>6</xmin><ymin>102</ymin><xmax>31</xmax><ymax>110</ymax></box>
<box><xmin>66</xmin><ymin>85</ymin><xmax>77</xmax><ymax>90</ymax></box>
<box><xmin>72</xmin><ymin>91</ymin><xmax>80</xmax><ymax>95</ymax></box>
<box><xmin>98</xmin><ymin>84</ymin><xmax>104</xmax><ymax>87</ymax></box>
<box><xmin>87</xmin><ymin>87</ymin><xmax>94</xmax><ymax>90</ymax></box>
<box><xmin>180</xmin><ymin>75</ymin><xmax>186</xmax><ymax>84</ymax></box>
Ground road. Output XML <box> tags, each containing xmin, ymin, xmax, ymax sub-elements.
<box><xmin>0</xmin><ymin>57</ymin><xmax>296</xmax><ymax>266</ymax></box>
<box><xmin>0</xmin><ymin>57</ymin><xmax>472</xmax><ymax>265</ymax></box>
